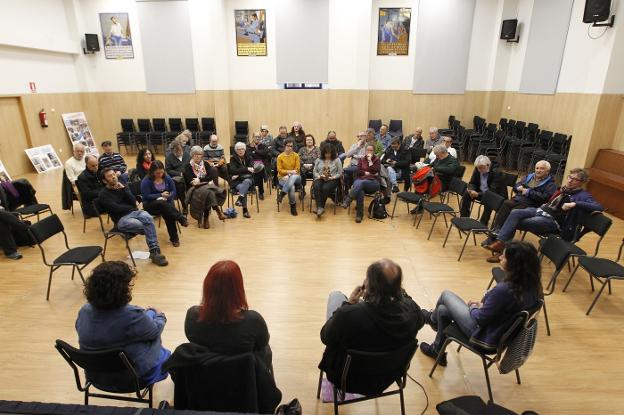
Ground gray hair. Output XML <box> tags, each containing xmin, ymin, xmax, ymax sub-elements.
<box><xmin>169</xmin><ymin>140</ymin><xmax>182</xmax><ymax>151</ymax></box>
<box><xmin>569</xmin><ymin>167</ymin><xmax>589</xmax><ymax>182</ymax></box>
<box><xmin>84</xmin><ymin>154</ymin><xmax>97</xmax><ymax>163</ymax></box>
<box><xmin>234</xmin><ymin>142</ymin><xmax>246</xmax><ymax>151</ymax></box>
<box><xmin>190</xmin><ymin>145</ymin><xmax>204</xmax><ymax>156</ymax></box>
<box><xmin>433</xmin><ymin>144</ymin><xmax>448</xmax><ymax>155</ymax></box>
<box><xmin>73</xmin><ymin>142</ymin><xmax>85</xmax><ymax>150</ymax></box>
<box><xmin>474</xmin><ymin>155</ymin><xmax>491</xmax><ymax>167</ymax></box>
<box><xmin>430</xmin><ymin>127</ymin><xmax>438</xmax><ymax>133</ymax></box>
<box><xmin>535</xmin><ymin>160</ymin><xmax>551</xmax><ymax>171</ymax></box>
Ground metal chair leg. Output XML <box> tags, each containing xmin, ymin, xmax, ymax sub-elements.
<box><xmin>586</xmin><ymin>280</ymin><xmax>610</xmax><ymax>315</ymax></box>
<box><xmin>46</xmin><ymin>267</ymin><xmax>55</xmax><ymax>301</ymax></box>
<box><xmin>399</xmin><ymin>386</ymin><xmax>406</xmax><ymax>415</ymax></box>
<box><xmin>457</xmin><ymin>232</ymin><xmax>471</xmax><ymax>261</ymax></box>
<box><xmin>316</xmin><ymin>370</ymin><xmax>323</xmax><ymax>399</ymax></box>
<box><xmin>542</xmin><ymin>299</ymin><xmax>551</xmax><ymax>336</ymax></box>
<box><xmin>427</xmin><ymin>215</ymin><xmax>438</xmax><ymax>240</ymax></box>
<box><xmin>390</xmin><ymin>196</ymin><xmax>399</xmax><ymax>219</ymax></box>
<box><xmin>562</xmin><ymin>263</ymin><xmax>581</xmax><ymax>292</ymax></box>
<box><xmin>515</xmin><ymin>368</ymin><xmax>521</xmax><ymax>384</ymax></box>
<box><xmin>442</xmin><ymin>223</ymin><xmax>453</xmax><ymax>248</ymax></box>
<box><xmin>482</xmin><ymin>358</ymin><xmax>494</xmax><ymax>403</ymax></box>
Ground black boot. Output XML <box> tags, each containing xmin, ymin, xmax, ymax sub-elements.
<box><xmin>290</xmin><ymin>203</ymin><xmax>298</xmax><ymax>216</ymax></box>
<box><xmin>149</xmin><ymin>248</ymin><xmax>168</xmax><ymax>266</ymax></box>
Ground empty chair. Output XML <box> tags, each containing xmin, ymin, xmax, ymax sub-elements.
<box><xmin>117</xmin><ymin>119</ymin><xmax>135</xmax><ymax>153</ymax></box>
<box><xmin>185</xmin><ymin>118</ymin><xmax>200</xmax><ymax>143</ymax></box>
<box><xmin>368</xmin><ymin>119</ymin><xmax>382</xmax><ymax>133</ymax></box>
<box><xmin>28</xmin><ymin>214</ymin><xmax>103</xmax><ymax>300</ymax></box>
<box><xmin>523</xmin><ymin>130</ymin><xmax>553</xmax><ymax>173</ymax></box>
<box><xmin>133</xmin><ymin>119</ymin><xmax>152</xmax><ymax>152</ymax></box>
<box><xmin>199</xmin><ymin>117</ymin><xmax>216</xmax><ymax>146</ymax></box>
<box><xmin>416</xmin><ymin>178</ymin><xmax>467</xmax><ymax>240</ymax></box>
<box><xmin>233</xmin><ymin>121</ymin><xmax>249</xmax><ymax>143</ymax></box>
<box><xmin>167</xmin><ymin>118</ymin><xmax>184</xmax><ymax>142</ymax></box>
<box><xmin>55</xmin><ymin>339</ymin><xmax>157</xmax><ymax>407</ymax></box>
<box><xmin>0</xmin><ymin>177</ymin><xmax>52</xmax><ymax>221</ymax></box>
<box><xmin>388</xmin><ymin>119</ymin><xmax>403</xmax><ymax>138</ymax></box>
<box><xmin>151</xmin><ymin>118</ymin><xmax>167</xmax><ymax>153</ymax></box>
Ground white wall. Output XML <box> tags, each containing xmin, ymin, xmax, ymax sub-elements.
<box><xmin>466</xmin><ymin>0</ymin><xmax>501</xmax><ymax>91</ymax></box>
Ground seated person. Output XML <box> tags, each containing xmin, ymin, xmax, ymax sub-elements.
<box><xmin>313</xmin><ymin>142</ymin><xmax>343</xmax><ymax>218</ymax></box>
<box><xmin>98</xmin><ymin>140</ymin><xmax>128</xmax><ymax>184</ymax></box>
<box><xmin>420</xmin><ymin>241</ymin><xmax>542</xmax><ymax>365</ymax></box>
<box><xmin>428</xmin><ymin>136</ymin><xmax>457</xmax><ymax>162</ymax></box>
<box><xmin>489</xmin><ymin>160</ymin><xmax>557</xmax><ymax>235</ymax></box>
<box><xmin>376</xmin><ymin>124</ymin><xmax>393</xmax><ymax>150</ymax></box>
<box><xmin>271</xmin><ymin>126</ymin><xmax>288</xmax><ymax>159</ymax></box>
<box><xmin>425</xmin><ymin>127</ymin><xmax>444</xmax><ymax>154</ymax></box>
<box><xmin>0</xmin><ymin>208</ymin><xmax>32</xmax><ymax>260</ymax></box>
<box><xmin>319</xmin><ymin>259</ymin><xmax>424</xmax><ymax>387</ymax></box>
<box><xmin>298</xmin><ymin>134</ymin><xmax>320</xmax><ymax>187</ymax></box>
<box><xmin>322</xmin><ymin>131</ymin><xmax>346</xmax><ymax>161</ymax></box>
<box><xmin>0</xmin><ymin>174</ymin><xmax>38</xmax><ymax>211</ymax></box>
<box><xmin>485</xmin><ymin>168</ymin><xmax>603</xmax><ymax>263</ymax></box>
<box><xmin>203</xmin><ymin>134</ymin><xmax>228</xmax><ymax>185</ymax></box>
<box><xmin>98</xmin><ymin>168</ymin><xmax>168</xmax><ymax>266</ymax></box>
<box><xmin>276</xmin><ymin>139</ymin><xmax>301</xmax><ymax>216</ymax></box>
<box><xmin>134</xmin><ymin>148</ymin><xmax>155</xmax><ymax>181</ymax></box>
<box><xmin>288</xmin><ymin>121</ymin><xmax>306</xmax><ymax>152</ymax></box>
<box><xmin>381</xmin><ymin>137</ymin><xmax>410</xmax><ymax>193</ymax></box>
<box><xmin>247</xmin><ymin>132</ymin><xmax>270</xmax><ymax>200</ymax></box>
<box><xmin>65</xmin><ymin>142</ymin><xmax>86</xmax><ymax>184</ymax></box>
<box><xmin>344</xmin><ymin>131</ymin><xmax>368</xmax><ymax>191</ymax></box>
<box><xmin>342</xmin><ymin>144</ymin><xmax>380</xmax><ymax>223</ymax></box>
<box><xmin>402</xmin><ymin>127</ymin><xmax>425</xmax><ymax>150</ymax></box>
<box><xmin>366</xmin><ymin>127</ymin><xmax>384</xmax><ymax>157</ymax></box>
<box><xmin>165</xmin><ymin>130</ymin><xmax>192</xmax><ymax>157</ymax></box>
<box><xmin>165</xmin><ymin>140</ymin><xmax>190</xmax><ymax>213</ymax></box>
<box><xmin>185</xmin><ymin>260</ymin><xmax>273</xmax><ymax>373</ymax></box>
<box><xmin>76</xmin><ymin>261</ymin><xmax>170</xmax><ymax>385</ymax></box>
<box><xmin>141</xmin><ymin>160</ymin><xmax>188</xmax><ymax>247</ymax></box>
<box><xmin>76</xmin><ymin>155</ymin><xmax>104</xmax><ymax>217</ymax></box>
<box><xmin>427</xmin><ymin>144</ymin><xmax>460</xmax><ymax>190</ymax></box>
<box><xmin>459</xmin><ymin>155</ymin><xmax>504</xmax><ymax>225</ymax></box>
<box><xmin>229</xmin><ymin>142</ymin><xmax>256</xmax><ymax>219</ymax></box>
<box><xmin>183</xmin><ymin>146</ymin><xmax>227</xmax><ymax>226</ymax></box>
<box><xmin>259</xmin><ymin>125</ymin><xmax>274</xmax><ymax>149</ymax></box>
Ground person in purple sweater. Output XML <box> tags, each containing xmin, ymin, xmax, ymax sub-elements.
<box><xmin>419</xmin><ymin>241</ymin><xmax>542</xmax><ymax>366</ymax></box>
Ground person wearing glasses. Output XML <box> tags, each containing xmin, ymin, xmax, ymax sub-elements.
<box><xmin>344</xmin><ymin>131</ymin><xmax>368</xmax><ymax>192</ymax></box>
<box><xmin>276</xmin><ymin>139</ymin><xmax>301</xmax><ymax>216</ymax></box>
<box><xmin>428</xmin><ymin>136</ymin><xmax>457</xmax><ymax>162</ymax></box>
<box><xmin>484</xmin><ymin>168</ymin><xmax>603</xmax><ymax>263</ymax></box>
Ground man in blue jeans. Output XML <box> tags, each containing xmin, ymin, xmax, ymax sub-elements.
<box><xmin>98</xmin><ymin>168</ymin><xmax>168</xmax><ymax>266</ymax></box>
<box><xmin>485</xmin><ymin>168</ymin><xmax>603</xmax><ymax>263</ymax></box>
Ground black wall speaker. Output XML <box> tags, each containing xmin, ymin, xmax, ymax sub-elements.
<box><xmin>583</xmin><ymin>0</ymin><xmax>611</xmax><ymax>23</ymax></box>
<box><xmin>500</xmin><ymin>19</ymin><xmax>518</xmax><ymax>40</ymax></box>
<box><xmin>85</xmin><ymin>34</ymin><xmax>100</xmax><ymax>52</ymax></box>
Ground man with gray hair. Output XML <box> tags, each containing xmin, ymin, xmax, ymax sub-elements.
<box><xmin>318</xmin><ymin>258</ymin><xmax>424</xmax><ymax>390</ymax></box>
<box><xmin>425</xmin><ymin>127</ymin><xmax>444</xmax><ymax>153</ymax></box>
<box><xmin>459</xmin><ymin>155</ymin><xmax>504</xmax><ymax>225</ymax></box>
<box><xmin>65</xmin><ymin>142</ymin><xmax>86</xmax><ymax>183</ymax></box>
<box><xmin>428</xmin><ymin>144</ymin><xmax>460</xmax><ymax>190</ymax></box>
<box><xmin>203</xmin><ymin>134</ymin><xmax>228</xmax><ymax>185</ymax></box>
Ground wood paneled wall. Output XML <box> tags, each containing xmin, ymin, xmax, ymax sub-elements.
<box><xmin>0</xmin><ymin>97</ymin><xmax>32</xmax><ymax>176</ymax></box>
<box><xmin>1</xmin><ymin>89</ymin><xmax>622</xmax><ymax>177</ymax></box>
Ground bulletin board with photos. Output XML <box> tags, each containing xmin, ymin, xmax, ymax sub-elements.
<box><xmin>24</xmin><ymin>145</ymin><xmax>63</xmax><ymax>174</ymax></box>
<box><xmin>62</xmin><ymin>112</ymin><xmax>99</xmax><ymax>157</ymax></box>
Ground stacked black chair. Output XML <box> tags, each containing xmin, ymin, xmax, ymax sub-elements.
<box><xmin>185</xmin><ymin>118</ymin><xmax>200</xmax><ymax>144</ymax></box>
<box><xmin>151</xmin><ymin>118</ymin><xmax>167</xmax><ymax>153</ymax></box>
<box><xmin>167</xmin><ymin>118</ymin><xmax>184</xmax><ymax>143</ymax></box>
<box><xmin>116</xmin><ymin>119</ymin><xmax>135</xmax><ymax>153</ymax></box>
<box><xmin>368</xmin><ymin>119</ymin><xmax>382</xmax><ymax>133</ymax></box>
<box><xmin>499</xmin><ymin>118</ymin><xmax>508</xmax><ymax>132</ymax></box>
<box><xmin>505</xmin><ymin>121</ymin><xmax>533</xmax><ymax>170</ymax></box>
<box><xmin>505</xmin><ymin>120</ymin><xmax>516</xmax><ymax>137</ymax></box>
<box><xmin>55</xmin><ymin>339</ymin><xmax>156</xmax><ymax>407</ymax></box>
<box><xmin>479</xmin><ymin>130</ymin><xmax>507</xmax><ymax>165</ymax></box>
<box><xmin>468</xmin><ymin>123</ymin><xmax>497</xmax><ymax>162</ymax></box>
<box><xmin>28</xmin><ymin>214</ymin><xmax>103</xmax><ymax>300</ymax></box>
<box><xmin>233</xmin><ymin>121</ymin><xmax>249</xmax><ymax>143</ymax></box>
<box><xmin>133</xmin><ymin>119</ymin><xmax>152</xmax><ymax>152</ymax></box>
<box><xmin>545</xmin><ymin>134</ymin><xmax>570</xmax><ymax>182</ymax></box>
<box><xmin>388</xmin><ymin>119</ymin><xmax>403</xmax><ymax>138</ymax></box>
<box><xmin>518</xmin><ymin>130</ymin><xmax>551</xmax><ymax>173</ymax></box>
<box><xmin>199</xmin><ymin>117</ymin><xmax>216</xmax><ymax>146</ymax></box>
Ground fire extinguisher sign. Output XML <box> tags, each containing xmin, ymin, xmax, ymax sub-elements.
<box><xmin>29</xmin><ymin>82</ymin><xmax>37</xmax><ymax>93</ymax></box>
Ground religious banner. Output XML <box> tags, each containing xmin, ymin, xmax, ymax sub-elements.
<box><xmin>377</xmin><ymin>8</ymin><xmax>411</xmax><ymax>56</ymax></box>
<box><xmin>24</xmin><ymin>145</ymin><xmax>62</xmax><ymax>174</ymax></box>
<box><xmin>99</xmin><ymin>12</ymin><xmax>134</xmax><ymax>59</ymax></box>
<box><xmin>62</xmin><ymin>112</ymin><xmax>99</xmax><ymax>157</ymax></box>
<box><xmin>235</xmin><ymin>9</ymin><xmax>267</xmax><ymax>56</ymax></box>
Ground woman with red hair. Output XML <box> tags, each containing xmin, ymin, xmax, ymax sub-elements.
<box><xmin>184</xmin><ymin>260</ymin><xmax>273</xmax><ymax>372</ymax></box>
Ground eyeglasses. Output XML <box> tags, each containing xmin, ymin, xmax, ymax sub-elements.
<box><xmin>568</xmin><ymin>175</ymin><xmax>582</xmax><ymax>182</ymax></box>
<box><xmin>285</xmin><ymin>144</ymin><xmax>293</xmax><ymax>147</ymax></box>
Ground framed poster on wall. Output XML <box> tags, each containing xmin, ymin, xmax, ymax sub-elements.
<box><xmin>24</xmin><ymin>145</ymin><xmax>62</xmax><ymax>174</ymax></box>
<box><xmin>62</xmin><ymin>112</ymin><xmax>99</xmax><ymax>157</ymax></box>
<box><xmin>0</xmin><ymin>160</ymin><xmax>11</xmax><ymax>182</ymax></box>
<box><xmin>377</xmin><ymin>8</ymin><xmax>411</xmax><ymax>56</ymax></box>
<box><xmin>235</xmin><ymin>9</ymin><xmax>267</xmax><ymax>56</ymax></box>
<box><xmin>99</xmin><ymin>12</ymin><xmax>134</xmax><ymax>59</ymax></box>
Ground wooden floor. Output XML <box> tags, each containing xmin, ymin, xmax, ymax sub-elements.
<box><xmin>1</xmin><ymin>167</ymin><xmax>623</xmax><ymax>415</ymax></box>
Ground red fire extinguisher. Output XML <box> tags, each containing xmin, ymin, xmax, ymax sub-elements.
<box><xmin>39</xmin><ymin>109</ymin><xmax>48</xmax><ymax>128</ymax></box>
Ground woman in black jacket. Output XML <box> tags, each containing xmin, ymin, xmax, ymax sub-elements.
<box><xmin>183</xmin><ymin>146</ymin><xmax>226</xmax><ymax>225</ymax></box>
<box><xmin>229</xmin><ymin>142</ymin><xmax>255</xmax><ymax>218</ymax></box>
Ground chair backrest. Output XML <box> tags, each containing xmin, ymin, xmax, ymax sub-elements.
<box><xmin>514</xmin><ymin>121</ymin><xmax>526</xmax><ymax>137</ymax></box>
<box><xmin>234</xmin><ymin>121</ymin><xmax>249</xmax><ymax>135</ymax></box>
<box><xmin>536</xmin><ymin>130</ymin><xmax>552</xmax><ymax>150</ymax></box>
<box><xmin>120</xmin><ymin>119</ymin><xmax>135</xmax><ymax>133</ymax></box>
<box><xmin>448</xmin><ymin>177</ymin><xmax>467</xmax><ymax>196</ymax></box>
<box><xmin>368</xmin><ymin>119</ymin><xmax>382</xmax><ymax>133</ymax></box>
<box><xmin>185</xmin><ymin>118</ymin><xmax>200</xmax><ymax>132</ymax></box>
<box><xmin>340</xmin><ymin>340</ymin><xmax>417</xmax><ymax>396</ymax></box>
<box><xmin>496</xmin><ymin>306</ymin><xmax>540</xmax><ymax>374</ymax></box>
<box><xmin>482</xmin><ymin>190</ymin><xmax>505</xmax><ymax>212</ymax></box>
<box><xmin>500</xmin><ymin>172</ymin><xmax>518</xmax><ymax>198</ymax></box>
<box><xmin>55</xmin><ymin>339</ymin><xmax>142</xmax><ymax>393</ymax></box>
<box><xmin>540</xmin><ymin>236</ymin><xmax>571</xmax><ymax>271</ymax></box>
<box><xmin>388</xmin><ymin>119</ymin><xmax>402</xmax><ymax>132</ymax></box>
<box><xmin>137</xmin><ymin>119</ymin><xmax>152</xmax><ymax>132</ymax></box>
<box><xmin>152</xmin><ymin>118</ymin><xmax>167</xmax><ymax>132</ymax></box>
<box><xmin>448</xmin><ymin>115</ymin><xmax>456</xmax><ymax>129</ymax></box>
<box><xmin>201</xmin><ymin>117</ymin><xmax>216</xmax><ymax>133</ymax></box>
<box><xmin>485</xmin><ymin>123</ymin><xmax>497</xmax><ymax>138</ymax></box>
<box><xmin>29</xmin><ymin>214</ymin><xmax>65</xmax><ymax>244</ymax></box>
<box><xmin>550</xmin><ymin>133</ymin><xmax>568</xmax><ymax>154</ymax></box>
<box><xmin>506</xmin><ymin>119</ymin><xmax>516</xmax><ymax>135</ymax></box>
<box><xmin>169</xmin><ymin>118</ymin><xmax>183</xmax><ymax>132</ymax></box>
<box><xmin>454</xmin><ymin>164</ymin><xmax>466</xmax><ymax>178</ymax></box>
<box><xmin>577</xmin><ymin>212</ymin><xmax>612</xmax><ymax>254</ymax></box>
<box><xmin>499</xmin><ymin>118</ymin><xmax>508</xmax><ymax>131</ymax></box>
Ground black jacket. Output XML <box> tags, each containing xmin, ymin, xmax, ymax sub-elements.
<box><xmin>165</xmin><ymin>152</ymin><xmax>191</xmax><ymax>177</ymax></box>
<box><xmin>98</xmin><ymin>186</ymin><xmax>137</xmax><ymax>223</ymax></box>
<box><xmin>430</xmin><ymin>155</ymin><xmax>460</xmax><ymax>189</ymax></box>
<box><xmin>183</xmin><ymin>161</ymin><xmax>212</xmax><ymax>189</ymax></box>
<box><xmin>381</xmin><ymin>147</ymin><xmax>410</xmax><ymax>169</ymax></box>
<box><xmin>76</xmin><ymin>169</ymin><xmax>104</xmax><ymax>217</ymax></box>
<box><xmin>319</xmin><ymin>293</ymin><xmax>424</xmax><ymax>392</ymax></box>
<box><xmin>247</xmin><ymin>142</ymin><xmax>270</xmax><ymax>163</ymax></box>
<box><xmin>163</xmin><ymin>343</ymin><xmax>281</xmax><ymax>414</ymax></box>
<box><xmin>272</xmin><ymin>136</ymin><xmax>287</xmax><ymax>157</ymax></box>
<box><xmin>229</xmin><ymin>153</ymin><xmax>254</xmax><ymax>186</ymax></box>
<box><xmin>467</xmin><ymin>167</ymin><xmax>506</xmax><ymax>197</ymax></box>
<box><xmin>322</xmin><ymin>138</ymin><xmax>346</xmax><ymax>155</ymax></box>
